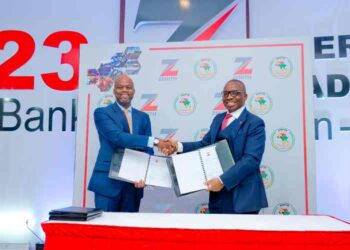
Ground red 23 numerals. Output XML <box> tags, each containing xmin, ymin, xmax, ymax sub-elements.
<box><xmin>0</xmin><ymin>30</ymin><xmax>88</xmax><ymax>90</ymax></box>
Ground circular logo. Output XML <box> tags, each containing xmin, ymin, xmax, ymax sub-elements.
<box><xmin>271</xmin><ymin>128</ymin><xmax>295</xmax><ymax>151</ymax></box>
<box><xmin>270</xmin><ymin>56</ymin><xmax>293</xmax><ymax>79</ymax></box>
<box><xmin>260</xmin><ymin>165</ymin><xmax>274</xmax><ymax>189</ymax></box>
<box><xmin>249</xmin><ymin>92</ymin><xmax>273</xmax><ymax>115</ymax></box>
<box><xmin>195</xmin><ymin>202</ymin><xmax>209</xmax><ymax>214</ymax></box>
<box><xmin>194</xmin><ymin>58</ymin><xmax>217</xmax><ymax>80</ymax></box>
<box><xmin>174</xmin><ymin>93</ymin><xmax>196</xmax><ymax>116</ymax></box>
<box><xmin>194</xmin><ymin>128</ymin><xmax>209</xmax><ymax>141</ymax></box>
<box><xmin>273</xmin><ymin>203</ymin><xmax>297</xmax><ymax>215</ymax></box>
<box><xmin>98</xmin><ymin>95</ymin><xmax>115</xmax><ymax>107</ymax></box>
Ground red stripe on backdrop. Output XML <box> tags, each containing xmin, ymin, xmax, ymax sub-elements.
<box><xmin>83</xmin><ymin>94</ymin><xmax>91</xmax><ymax>207</ymax></box>
<box><xmin>301</xmin><ymin>44</ymin><xmax>309</xmax><ymax>214</ymax></box>
<box><xmin>149</xmin><ymin>43</ymin><xmax>304</xmax><ymax>50</ymax></box>
<box><xmin>194</xmin><ymin>4</ymin><xmax>238</xmax><ymax>41</ymax></box>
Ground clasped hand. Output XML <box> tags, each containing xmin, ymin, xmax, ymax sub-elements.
<box><xmin>157</xmin><ymin>139</ymin><xmax>178</xmax><ymax>156</ymax></box>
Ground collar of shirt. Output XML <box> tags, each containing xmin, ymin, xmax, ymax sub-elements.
<box><xmin>228</xmin><ymin>105</ymin><xmax>245</xmax><ymax>119</ymax></box>
<box><xmin>225</xmin><ymin>106</ymin><xmax>245</xmax><ymax>126</ymax></box>
<box><xmin>116</xmin><ymin>102</ymin><xmax>132</xmax><ymax>116</ymax></box>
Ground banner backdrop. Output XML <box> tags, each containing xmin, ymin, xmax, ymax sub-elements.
<box><xmin>73</xmin><ymin>37</ymin><xmax>315</xmax><ymax>215</ymax></box>
<box><xmin>1</xmin><ymin>0</ymin><xmax>349</xmax><ymax>245</ymax></box>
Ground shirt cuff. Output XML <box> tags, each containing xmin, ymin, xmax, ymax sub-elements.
<box><xmin>177</xmin><ymin>142</ymin><xmax>183</xmax><ymax>153</ymax></box>
<box><xmin>218</xmin><ymin>176</ymin><xmax>224</xmax><ymax>185</ymax></box>
<box><xmin>147</xmin><ymin>137</ymin><xmax>154</xmax><ymax>148</ymax></box>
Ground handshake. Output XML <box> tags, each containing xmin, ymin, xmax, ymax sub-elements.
<box><xmin>156</xmin><ymin>138</ymin><xmax>179</xmax><ymax>156</ymax></box>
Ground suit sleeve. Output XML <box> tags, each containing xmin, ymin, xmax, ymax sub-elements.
<box><xmin>94</xmin><ymin>108</ymin><xmax>149</xmax><ymax>150</ymax></box>
<box><xmin>220</xmin><ymin>119</ymin><xmax>266</xmax><ymax>190</ymax></box>
<box><xmin>144</xmin><ymin>114</ymin><xmax>154</xmax><ymax>155</ymax></box>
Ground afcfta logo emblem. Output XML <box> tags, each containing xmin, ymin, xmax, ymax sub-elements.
<box><xmin>270</xmin><ymin>56</ymin><xmax>293</xmax><ymax>79</ymax></box>
<box><xmin>249</xmin><ymin>92</ymin><xmax>272</xmax><ymax>115</ymax></box>
<box><xmin>174</xmin><ymin>93</ymin><xmax>196</xmax><ymax>116</ymax></box>
<box><xmin>273</xmin><ymin>203</ymin><xmax>297</xmax><ymax>215</ymax></box>
<box><xmin>260</xmin><ymin>165</ymin><xmax>274</xmax><ymax>189</ymax></box>
<box><xmin>194</xmin><ymin>58</ymin><xmax>217</xmax><ymax>80</ymax></box>
<box><xmin>271</xmin><ymin>128</ymin><xmax>295</xmax><ymax>151</ymax></box>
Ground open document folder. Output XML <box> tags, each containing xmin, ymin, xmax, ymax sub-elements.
<box><xmin>167</xmin><ymin>140</ymin><xmax>235</xmax><ymax>197</ymax></box>
<box><xmin>109</xmin><ymin>149</ymin><xmax>172</xmax><ymax>188</ymax></box>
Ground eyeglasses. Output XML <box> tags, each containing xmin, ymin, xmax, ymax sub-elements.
<box><xmin>222</xmin><ymin>90</ymin><xmax>245</xmax><ymax>97</ymax></box>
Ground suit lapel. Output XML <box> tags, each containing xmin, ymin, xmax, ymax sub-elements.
<box><xmin>211</xmin><ymin>112</ymin><xmax>226</xmax><ymax>143</ymax></box>
<box><xmin>110</xmin><ymin>103</ymin><xmax>130</xmax><ymax>133</ymax></box>
<box><xmin>221</xmin><ymin>108</ymin><xmax>248</xmax><ymax>139</ymax></box>
<box><xmin>131</xmin><ymin>108</ymin><xmax>140</xmax><ymax>135</ymax></box>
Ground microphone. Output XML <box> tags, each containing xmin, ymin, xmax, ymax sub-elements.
<box><xmin>25</xmin><ymin>219</ymin><xmax>44</xmax><ymax>244</ymax></box>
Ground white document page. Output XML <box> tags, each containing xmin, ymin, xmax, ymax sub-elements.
<box><xmin>118</xmin><ymin>149</ymin><xmax>149</xmax><ymax>182</ymax></box>
<box><xmin>199</xmin><ymin>146</ymin><xmax>223</xmax><ymax>180</ymax></box>
<box><xmin>145</xmin><ymin>156</ymin><xmax>172</xmax><ymax>188</ymax></box>
<box><xmin>171</xmin><ymin>151</ymin><xmax>206</xmax><ymax>194</ymax></box>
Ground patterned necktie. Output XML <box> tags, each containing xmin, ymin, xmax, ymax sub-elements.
<box><xmin>123</xmin><ymin>109</ymin><xmax>133</xmax><ymax>134</ymax></box>
<box><xmin>221</xmin><ymin>113</ymin><xmax>233</xmax><ymax>131</ymax></box>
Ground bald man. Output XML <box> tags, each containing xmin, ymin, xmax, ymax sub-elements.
<box><xmin>88</xmin><ymin>74</ymin><xmax>168</xmax><ymax>212</ymax></box>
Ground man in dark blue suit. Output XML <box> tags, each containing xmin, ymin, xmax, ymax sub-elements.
<box><xmin>167</xmin><ymin>79</ymin><xmax>268</xmax><ymax>214</ymax></box>
<box><xmin>88</xmin><ymin>74</ymin><xmax>166</xmax><ymax>212</ymax></box>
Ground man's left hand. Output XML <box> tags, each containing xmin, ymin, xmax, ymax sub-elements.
<box><xmin>134</xmin><ymin>180</ymin><xmax>145</xmax><ymax>188</ymax></box>
<box><xmin>205</xmin><ymin>178</ymin><xmax>224</xmax><ymax>192</ymax></box>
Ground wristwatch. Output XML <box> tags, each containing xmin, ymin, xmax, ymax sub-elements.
<box><xmin>153</xmin><ymin>138</ymin><xmax>160</xmax><ymax>146</ymax></box>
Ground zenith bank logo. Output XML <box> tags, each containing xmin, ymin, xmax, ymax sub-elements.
<box><xmin>159</xmin><ymin>59</ymin><xmax>179</xmax><ymax>81</ymax></box>
<box><xmin>132</xmin><ymin>0</ymin><xmax>242</xmax><ymax>42</ymax></box>
<box><xmin>160</xmin><ymin>128</ymin><xmax>178</xmax><ymax>139</ymax></box>
<box><xmin>233</xmin><ymin>57</ymin><xmax>253</xmax><ymax>79</ymax></box>
<box><xmin>212</xmin><ymin>92</ymin><xmax>226</xmax><ymax>115</ymax></box>
<box><xmin>140</xmin><ymin>94</ymin><xmax>158</xmax><ymax>115</ymax></box>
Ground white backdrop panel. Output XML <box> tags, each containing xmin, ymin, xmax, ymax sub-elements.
<box><xmin>73</xmin><ymin>37</ymin><xmax>315</xmax><ymax>215</ymax></box>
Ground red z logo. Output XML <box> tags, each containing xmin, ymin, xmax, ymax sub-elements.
<box><xmin>234</xmin><ymin>57</ymin><xmax>253</xmax><ymax>75</ymax></box>
<box><xmin>160</xmin><ymin>59</ymin><xmax>178</xmax><ymax>77</ymax></box>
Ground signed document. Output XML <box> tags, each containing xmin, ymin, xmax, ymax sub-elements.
<box><xmin>109</xmin><ymin>149</ymin><xmax>172</xmax><ymax>188</ymax></box>
<box><xmin>167</xmin><ymin>140</ymin><xmax>234</xmax><ymax>197</ymax></box>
